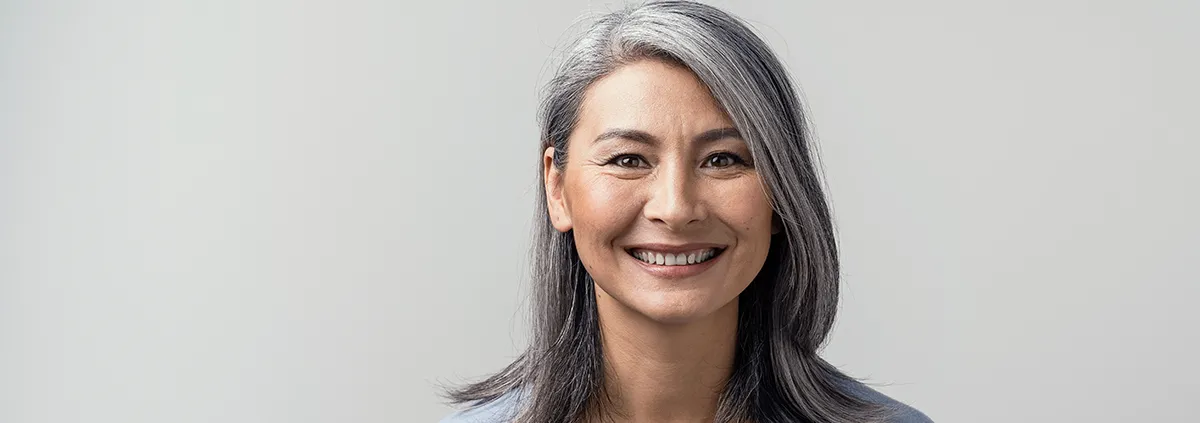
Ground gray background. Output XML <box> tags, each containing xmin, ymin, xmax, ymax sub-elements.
<box><xmin>2</xmin><ymin>0</ymin><xmax>1197</xmax><ymax>421</ymax></box>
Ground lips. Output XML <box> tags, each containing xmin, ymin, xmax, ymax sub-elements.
<box><xmin>621</xmin><ymin>243</ymin><xmax>727</xmax><ymax>279</ymax></box>
<box><xmin>621</xmin><ymin>242</ymin><xmax>729</xmax><ymax>274</ymax></box>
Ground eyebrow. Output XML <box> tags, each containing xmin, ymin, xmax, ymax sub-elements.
<box><xmin>592</xmin><ymin>127</ymin><xmax>742</xmax><ymax>145</ymax></box>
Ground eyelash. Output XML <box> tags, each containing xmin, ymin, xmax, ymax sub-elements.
<box><xmin>602</xmin><ymin>154</ymin><xmax>649</xmax><ymax>168</ymax></box>
<box><xmin>704</xmin><ymin>151</ymin><xmax>750</xmax><ymax>168</ymax></box>
<box><xmin>600</xmin><ymin>151</ymin><xmax>751</xmax><ymax>169</ymax></box>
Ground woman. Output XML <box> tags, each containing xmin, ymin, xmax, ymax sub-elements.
<box><xmin>442</xmin><ymin>1</ymin><xmax>930</xmax><ymax>422</ymax></box>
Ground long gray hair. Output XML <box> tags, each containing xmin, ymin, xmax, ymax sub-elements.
<box><xmin>445</xmin><ymin>1</ymin><xmax>887</xmax><ymax>422</ymax></box>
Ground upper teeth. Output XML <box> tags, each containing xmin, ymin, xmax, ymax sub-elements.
<box><xmin>631</xmin><ymin>249</ymin><xmax>718</xmax><ymax>266</ymax></box>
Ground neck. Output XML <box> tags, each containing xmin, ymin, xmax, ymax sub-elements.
<box><xmin>587</xmin><ymin>284</ymin><xmax>739</xmax><ymax>423</ymax></box>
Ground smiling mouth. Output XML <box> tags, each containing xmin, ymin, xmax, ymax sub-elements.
<box><xmin>625</xmin><ymin>247</ymin><xmax>726</xmax><ymax>266</ymax></box>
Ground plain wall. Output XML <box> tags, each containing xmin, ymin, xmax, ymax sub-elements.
<box><xmin>2</xmin><ymin>0</ymin><xmax>1197</xmax><ymax>421</ymax></box>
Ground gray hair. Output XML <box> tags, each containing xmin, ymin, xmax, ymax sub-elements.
<box><xmin>445</xmin><ymin>1</ymin><xmax>888</xmax><ymax>421</ymax></box>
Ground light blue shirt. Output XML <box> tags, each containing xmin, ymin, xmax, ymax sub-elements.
<box><xmin>440</xmin><ymin>379</ymin><xmax>932</xmax><ymax>422</ymax></box>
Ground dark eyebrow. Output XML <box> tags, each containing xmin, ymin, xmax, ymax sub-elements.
<box><xmin>694</xmin><ymin>127</ymin><xmax>742</xmax><ymax>143</ymax></box>
<box><xmin>593</xmin><ymin>128</ymin><xmax>660</xmax><ymax>145</ymax></box>
<box><xmin>592</xmin><ymin>127</ymin><xmax>742</xmax><ymax>145</ymax></box>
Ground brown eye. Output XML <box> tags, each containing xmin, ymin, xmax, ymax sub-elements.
<box><xmin>704</xmin><ymin>152</ymin><xmax>745</xmax><ymax>168</ymax></box>
<box><xmin>606</xmin><ymin>154</ymin><xmax>648</xmax><ymax>168</ymax></box>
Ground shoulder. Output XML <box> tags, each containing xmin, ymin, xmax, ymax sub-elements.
<box><xmin>839</xmin><ymin>378</ymin><xmax>934</xmax><ymax>423</ymax></box>
<box><xmin>438</xmin><ymin>391</ymin><xmax>522</xmax><ymax>423</ymax></box>
<box><xmin>437</xmin><ymin>382</ymin><xmax>928</xmax><ymax>423</ymax></box>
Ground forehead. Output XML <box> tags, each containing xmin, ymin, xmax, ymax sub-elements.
<box><xmin>574</xmin><ymin>59</ymin><xmax>734</xmax><ymax>134</ymax></box>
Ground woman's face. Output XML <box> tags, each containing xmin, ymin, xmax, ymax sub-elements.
<box><xmin>544</xmin><ymin>59</ymin><xmax>777</xmax><ymax>325</ymax></box>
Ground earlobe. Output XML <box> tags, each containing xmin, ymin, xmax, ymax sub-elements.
<box><xmin>544</xmin><ymin>147</ymin><xmax>573</xmax><ymax>233</ymax></box>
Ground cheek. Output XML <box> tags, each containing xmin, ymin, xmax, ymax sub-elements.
<box><xmin>713</xmin><ymin>179</ymin><xmax>775</xmax><ymax>240</ymax></box>
<box><xmin>566</xmin><ymin>174</ymin><xmax>641</xmax><ymax>244</ymax></box>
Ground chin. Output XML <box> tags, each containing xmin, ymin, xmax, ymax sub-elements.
<box><xmin>633</xmin><ymin>294</ymin><xmax>727</xmax><ymax>325</ymax></box>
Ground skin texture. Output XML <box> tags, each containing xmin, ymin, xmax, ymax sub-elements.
<box><xmin>543</xmin><ymin>59</ymin><xmax>777</xmax><ymax>422</ymax></box>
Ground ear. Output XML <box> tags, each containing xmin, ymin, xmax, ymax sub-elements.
<box><xmin>771</xmin><ymin>213</ymin><xmax>782</xmax><ymax>235</ymax></box>
<box><xmin>544</xmin><ymin>146</ymin><xmax>573</xmax><ymax>232</ymax></box>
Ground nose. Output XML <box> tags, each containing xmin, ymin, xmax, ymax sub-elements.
<box><xmin>643</xmin><ymin>163</ymin><xmax>707</xmax><ymax>231</ymax></box>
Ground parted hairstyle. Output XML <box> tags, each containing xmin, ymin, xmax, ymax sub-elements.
<box><xmin>445</xmin><ymin>1</ymin><xmax>888</xmax><ymax>422</ymax></box>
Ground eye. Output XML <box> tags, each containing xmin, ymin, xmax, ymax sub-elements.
<box><xmin>703</xmin><ymin>152</ymin><xmax>746</xmax><ymax>168</ymax></box>
<box><xmin>605</xmin><ymin>154</ymin><xmax>649</xmax><ymax>169</ymax></box>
